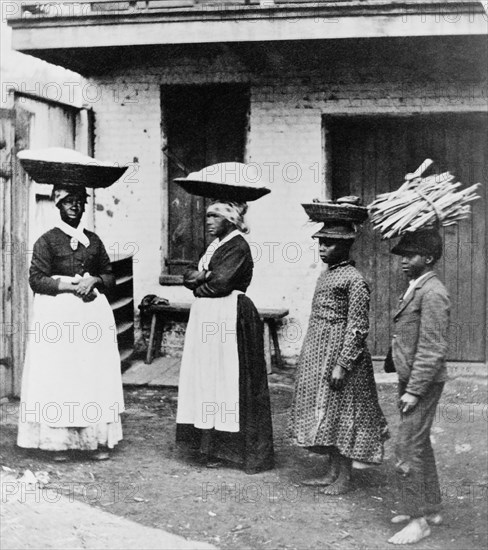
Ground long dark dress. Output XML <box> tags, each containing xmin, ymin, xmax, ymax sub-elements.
<box><xmin>176</xmin><ymin>234</ymin><xmax>274</xmax><ymax>474</ymax></box>
<box><xmin>288</xmin><ymin>261</ymin><xmax>388</xmax><ymax>464</ymax></box>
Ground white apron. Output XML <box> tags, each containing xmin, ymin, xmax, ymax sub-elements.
<box><xmin>176</xmin><ymin>291</ymin><xmax>241</xmax><ymax>432</ymax></box>
<box><xmin>18</xmin><ymin>276</ymin><xmax>125</xmax><ymax>429</ymax></box>
<box><xmin>177</xmin><ymin>231</ymin><xmax>243</xmax><ymax>433</ymax></box>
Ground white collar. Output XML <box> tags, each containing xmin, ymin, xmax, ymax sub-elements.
<box><xmin>198</xmin><ymin>230</ymin><xmax>241</xmax><ymax>271</ymax></box>
<box><xmin>217</xmin><ymin>229</ymin><xmax>241</xmax><ymax>247</ymax></box>
<box><xmin>403</xmin><ymin>271</ymin><xmax>433</xmax><ymax>299</ymax></box>
<box><xmin>55</xmin><ymin>220</ymin><xmax>90</xmax><ymax>248</ymax></box>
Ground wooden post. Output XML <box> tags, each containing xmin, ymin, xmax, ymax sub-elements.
<box><xmin>146</xmin><ymin>313</ymin><xmax>158</xmax><ymax>364</ymax></box>
<box><xmin>268</xmin><ymin>319</ymin><xmax>283</xmax><ymax>370</ymax></box>
<box><xmin>11</xmin><ymin>106</ymin><xmax>32</xmax><ymax>397</ymax></box>
<box><xmin>0</xmin><ymin>107</ymin><xmax>16</xmax><ymax>398</ymax></box>
<box><xmin>263</xmin><ymin>320</ymin><xmax>272</xmax><ymax>374</ymax></box>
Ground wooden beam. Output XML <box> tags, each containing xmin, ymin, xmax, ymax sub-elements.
<box><xmin>9</xmin><ymin>10</ymin><xmax>487</xmax><ymax>56</ymax></box>
<box><xmin>13</xmin><ymin>92</ymin><xmax>82</xmax><ymax>111</ymax></box>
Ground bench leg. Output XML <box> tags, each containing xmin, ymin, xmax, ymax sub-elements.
<box><xmin>268</xmin><ymin>319</ymin><xmax>283</xmax><ymax>370</ymax></box>
<box><xmin>145</xmin><ymin>313</ymin><xmax>158</xmax><ymax>364</ymax></box>
<box><xmin>263</xmin><ymin>321</ymin><xmax>272</xmax><ymax>375</ymax></box>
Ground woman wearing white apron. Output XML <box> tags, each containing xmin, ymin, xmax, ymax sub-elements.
<box><xmin>17</xmin><ymin>184</ymin><xmax>124</xmax><ymax>461</ymax></box>
<box><xmin>176</xmin><ymin>200</ymin><xmax>274</xmax><ymax>474</ymax></box>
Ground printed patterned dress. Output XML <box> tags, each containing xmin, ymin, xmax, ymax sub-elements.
<box><xmin>289</xmin><ymin>261</ymin><xmax>388</xmax><ymax>464</ymax></box>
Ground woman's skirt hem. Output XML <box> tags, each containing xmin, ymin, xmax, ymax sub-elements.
<box><xmin>17</xmin><ymin>418</ymin><xmax>123</xmax><ymax>451</ymax></box>
<box><xmin>176</xmin><ymin>294</ymin><xmax>274</xmax><ymax>473</ymax></box>
<box><xmin>289</xmin><ymin>436</ymin><xmax>386</xmax><ymax>465</ymax></box>
<box><xmin>176</xmin><ymin>424</ymin><xmax>274</xmax><ymax>474</ymax></box>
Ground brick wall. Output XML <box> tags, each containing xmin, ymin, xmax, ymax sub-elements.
<box><xmin>89</xmin><ymin>38</ymin><xmax>487</xmax><ymax>363</ymax></box>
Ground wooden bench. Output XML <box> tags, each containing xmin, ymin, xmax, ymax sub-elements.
<box><xmin>141</xmin><ymin>301</ymin><xmax>288</xmax><ymax>373</ymax></box>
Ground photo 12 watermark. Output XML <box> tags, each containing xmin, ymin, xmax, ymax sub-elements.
<box><xmin>1</xmin><ymin>480</ymin><xmax>140</xmax><ymax>505</ymax></box>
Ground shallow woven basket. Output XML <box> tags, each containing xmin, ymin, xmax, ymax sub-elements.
<box><xmin>174</xmin><ymin>178</ymin><xmax>271</xmax><ymax>202</ymax></box>
<box><xmin>302</xmin><ymin>202</ymin><xmax>368</xmax><ymax>224</ymax></box>
<box><xmin>20</xmin><ymin>159</ymin><xmax>128</xmax><ymax>188</ymax></box>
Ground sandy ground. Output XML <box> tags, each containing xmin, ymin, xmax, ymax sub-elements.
<box><xmin>1</xmin><ymin>471</ymin><xmax>215</xmax><ymax>550</ymax></box>
<box><xmin>0</xmin><ymin>375</ymin><xmax>486</xmax><ymax>550</ymax></box>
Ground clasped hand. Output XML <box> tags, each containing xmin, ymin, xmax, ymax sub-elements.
<box><xmin>329</xmin><ymin>364</ymin><xmax>347</xmax><ymax>391</ymax></box>
<box><xmin>72</xmin><ymin>276</ymin><xmax>98</xmax><ymax>302</ymax></box>
<box><xmin>183</xmin><ymin>270</ymin><xmax>210</xmax><ymax>290</ymax></box>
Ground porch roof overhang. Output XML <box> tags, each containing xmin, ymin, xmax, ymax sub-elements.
<box><xmin>6</xmin><ymin>0</ymin><xmax>488</xmax><ymax>75</ymax></box>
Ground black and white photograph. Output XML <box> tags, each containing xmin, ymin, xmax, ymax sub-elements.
<box><xmin>0</xmin><ymin>1</ymin><xmax>487</xmax><ymax>548</ymax></box>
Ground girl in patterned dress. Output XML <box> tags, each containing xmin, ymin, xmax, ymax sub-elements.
<box><xmin>289</xmin><ymin>221</ymin><xmax>388</xmax><ymax>494</ymax></box>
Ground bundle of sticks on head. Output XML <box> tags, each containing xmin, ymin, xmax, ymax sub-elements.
<box><xmin>367</xmin><ymin>159</ymin><xmax>481</xmax><ymax>239</ymax></box>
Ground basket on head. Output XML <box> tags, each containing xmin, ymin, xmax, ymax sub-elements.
<box><xmin>174</xmin><ymin>162</ymin><xmax>271</xmax><ymax>202</ymax></box>
<box><xmin>17</xmin><ymin>148</ymin><xmax>128</xmax><ymax>189</ymax></box>
<box><xmin>302</xmin><ymin>200</ymin><xmax>368</xmax><ymax>224</ymax></box>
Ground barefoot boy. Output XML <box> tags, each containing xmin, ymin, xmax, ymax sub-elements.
<box><xmin>388</xmin><ymin>229</ymin><xmax>450</xmax><ymax>545</ymax></box>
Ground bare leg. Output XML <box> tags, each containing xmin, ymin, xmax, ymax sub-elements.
<box><xmin>388</xmin><ymin>517</ymin><xmax>431</xmax><ymax>545</ymax></box>
<box><xmin>301</xmin><ymin>451</ymin><xmax>339</xmax><ymax>487</ymax></box>
<box><xmin>391</xmin><ymin>513</ymin><xmax>443</xmax><ymax>526</ymax></box>
<box><xmin>321</xmin><ymin>452</ymin><xmax>351</xmax><ymax>495</ymax></box>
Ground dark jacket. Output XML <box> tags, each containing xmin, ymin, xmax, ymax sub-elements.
<box><xmin>29</xmin><ymin>227</ymin><xmax>115</xmax><ymax>296</ymax></box>
<box><xmin>184</xmin><ymin>234</ymin><xmax>253</xmax><ymax>298</ymax></box>
<box><xmin>392</xmin><ymin>271</ymin><xmax>450</xmax><ymax>397</ymax></box>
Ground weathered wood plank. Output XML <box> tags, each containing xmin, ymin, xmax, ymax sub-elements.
<box><xmin>143</xmin><ymin>301</ymin><xmax>288</xmax><ymax>319</ymax></box>
<box><xmin>329</xmin><ymin>114</ymin><xmax>487</xmax><ymax>362</ymax></box>
<box><xmin>122</xmin><ymin>359</ymin><xmax>164</xmax><ymax>385</ymax></box>
<box><xmin>122</xmin><ymin>356</ymin><xmax>181</xmax><ymax>386</ymax></box>
<box><xmin>451</xmin><ymin>124</ymin><xmax>471</xmax><ymax>360</ymax></box>
<box><xmin>11</xmin><ymin>105</ymin><xmax>31</xmax><ymax>397</ymax></box>
<box><xmin>466</xmin><ymin>117</ymin><xmax>487</xmax><ymax>362</ymax></box>
<box><xmin>374</xmin><ymin>124</ymin><xmax>394</xmax><ymax>353</ymax></box>
<box><xmin>148</xmin><ymin>356</ymin><xmax>181</xmax><ymax>386</ymax></box>
<box><xmin>0</xmin><ymin>112</ymin><xmax>15</xmax><ymax>397</ymax></box>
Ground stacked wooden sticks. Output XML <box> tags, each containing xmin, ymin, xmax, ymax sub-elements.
<box><xmin>367</xmin><ymin>159</ymin><xmax>481</xmax><ymax>239</ymax></box>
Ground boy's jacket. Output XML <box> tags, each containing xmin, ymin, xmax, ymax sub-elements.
<box><xmin>392</xmin><ymin>272</ymin><xmax>450</xmax><ymax>397</ymax></box>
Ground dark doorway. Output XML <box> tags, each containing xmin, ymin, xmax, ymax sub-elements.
<box><xmin>162</xmin><ymin>84</ymin><xmax>249</xmax><ymax>276</ymax></box>
<box><xmin>327</xmin><ymin>113</ymin><xmax>487</xmax><ymax>362</ymax></box>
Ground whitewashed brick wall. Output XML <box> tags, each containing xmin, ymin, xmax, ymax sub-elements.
<box><xmin>88</xmin><ymin>45</ymin><xmax>486</xmax><ymax>362</ymax></box>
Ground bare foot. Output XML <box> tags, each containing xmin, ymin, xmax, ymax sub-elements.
<box><xmin>53</xmin><ymin>452</ymin><xmax>69</xmax><ymax>462</ymax></box>
<box><xmin>320</xmin><ymin>452</ymin><xmax>351</xmax><ymax>495</ymax></box>
<box><xmin>388</xmin><ymin>517</ymin><xmax>431</xmax><ymax>545</ymax></box>
<box><xmin>301</xmin><ymin>470</ymin><xmax>339</xmax><ymax>487</ymax></box>
<box><xmin>320</xmin><ymin>471</ymin><xmax>350</xmax><ymax>495</ymax></box>
<box><xmin>320</xmin><ymin>463</ymin><xmax>351</xmax><ymax>494</ymax></box>
<box><xmin>205</xmin><ymin>460</ymin><xmax>224</xmax><ymax>469</ymax></box>
<box><xmin>425</xmin><ymin>513</ymin><xmax>443</xmax><ymax>526</ymax></box>
<box><xmin>391</xmin><ymin>514</ymin><xmax>443</xmax><ymax>526</ymax></box>
<box><xmin>90</xmin><ymin>451</ymin><xmax>110</xmax><ymax>461</ymax></box>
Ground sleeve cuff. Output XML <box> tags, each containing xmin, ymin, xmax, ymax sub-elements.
<box><xmin>336</xmin><ymin>360</ymin><xmax>352</xmax><ymax>372</ymax></box>
<box><xmin>405</xmin><ymin>387</ymin><xmax>422</xmax><ymax>398</ymax></box>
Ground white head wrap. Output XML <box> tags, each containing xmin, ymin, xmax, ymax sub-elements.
<box><xmin>52</xmin><ymin>186</ymin><xmax>89</xmax><ymax>206</ymax></box>
<box><xmin>207</xmin><ymin>201</ymin><xmax>249</xmax><ymax>234</ymax></box>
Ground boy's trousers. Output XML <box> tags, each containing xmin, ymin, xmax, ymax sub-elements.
<box><xmin>395</xmin><ymin>381</ymin><xmax>445</xmax><ymax>517</ymax></box>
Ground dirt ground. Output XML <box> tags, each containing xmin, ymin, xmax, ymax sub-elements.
<box><xmin>1</xmin><ymin>376</ymin><xmax>487</xmax><ymax>550</ymax></box>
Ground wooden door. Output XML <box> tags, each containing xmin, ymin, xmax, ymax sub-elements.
<box><xmin>328</xmin><ymin>114</ymin><xmax>487</xmax><ymax>363</ymax></box>
<box><xmin>162</xmin><ymin>84</ymin><xmax>249</xmax><ymax>276</ymax></box>
<box><xmin>1</xmin><ymin>98</ymin><xmax>90</xmax><ymax>397</ymax></box>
